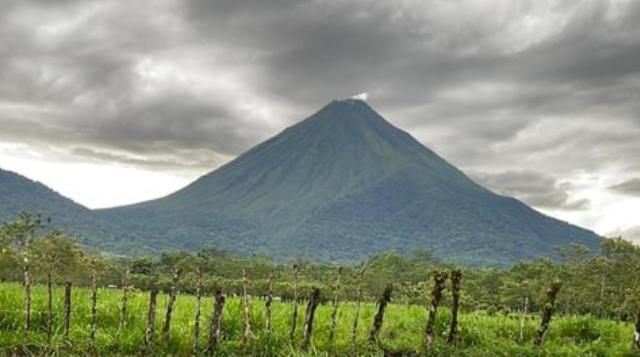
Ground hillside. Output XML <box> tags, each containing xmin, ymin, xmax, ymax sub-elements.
<box><xmin>97</xmin><ymin>99</ymin><xmax>601</xmax><ymax>265</ymax></box>
<box><xmin>0</xmin><ymin>168</ymin><xmax>147</xmax><ymax>253</ymax></box>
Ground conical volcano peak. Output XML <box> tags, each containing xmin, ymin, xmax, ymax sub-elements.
<box><xmin>326</xmin><ymin>98</ymin><xmax>373</xmax><ymax>112</ymax></box>
<box><xmin>97</xmin><ymin>99</ymin><xmax>601</xmax><ymax>266</ymax></box>
<box><xmin>309</xmin><ymin>98</ymin><xmax>389</xmax><ymax>132</ymax></box>
<box><xmin>308</xmin><ymin>98</ymin><xmax>430</xmax><ymax>154</ymax></box>
<box><xmin>331</xmin><ymin>98</ymin><xmax>367</xmax><ymax>106</ymax></box>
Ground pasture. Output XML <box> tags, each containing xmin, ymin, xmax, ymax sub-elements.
<box><xmin>0</xmin><ymin>282</ymin><xmax>635</xmax><ymax>356</ymax></box>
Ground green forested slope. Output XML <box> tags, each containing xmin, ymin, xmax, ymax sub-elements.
<box><xmin>97</xmin><ymin>100</ymin><xmax>600</xmax><ymax>265</ymax></box>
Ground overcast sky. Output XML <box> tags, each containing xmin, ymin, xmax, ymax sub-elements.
<box><xmin>0</xmin><ymin>0</ymin><xmax>639</xmax><ymax>241</ymax></box>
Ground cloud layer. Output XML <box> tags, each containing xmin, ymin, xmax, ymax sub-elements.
<box><xmin>471</xmin><ymin>170</ymin><xmax>590</xmax><ymax>211</ymax></box>
<box><xmin>610</xmin><ymin>178</ymin><xmax>640</xmax><ymax>196</ymax></box>
<box><xmin>1</xmin><ymin>0</ymin><xmax>639</xmax><ymax>236</ymax></box>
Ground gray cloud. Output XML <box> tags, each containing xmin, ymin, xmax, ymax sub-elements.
<box><xmin>0</xmin><ymin>0</ymin><xmax>639</xmax><ymax>222</ymax></box>
<box><xmin>471</xmin><ymin>170</ymin><xmax>590</xmax><ymax>211</ymax></box>
<box><xmin>176</xmin><ymin>0</ymin><xmax>640</xmax><ymax>187</ymax></box>
<box><xmin>0</xmin><ymin>0</ymin><xmax>275</xmax><ymax>168</ymax></box>
<box><xmin>609</xmin><ymin>178</ymin><xmax>640</xmax><ymax>196</ymax></box>
<box><xmin>69</xmin><ymin>147</ymin><xmax>225</xmax><ymax>171</ymax></box>
<box><xmin>607</xmin><ymin>226</ymin><xmax>640</xmax><ymax>243</ymax></box>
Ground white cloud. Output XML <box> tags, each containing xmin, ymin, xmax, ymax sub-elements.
<box><xmin>351</xmin><ymin>92</ymin><xmax>369</xmax><ymax>101</ymax></box>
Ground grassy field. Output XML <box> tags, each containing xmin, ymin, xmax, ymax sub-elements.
<box><xmin>0</xmin><ymin>282</ymin><xmax>636</xmax><ymax>356</ymax></box>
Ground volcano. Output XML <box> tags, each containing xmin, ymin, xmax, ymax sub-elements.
<box><xmin>96</xmin><ymin>99</ymin><xmax>600</xmax><ymax>265</ymax></box>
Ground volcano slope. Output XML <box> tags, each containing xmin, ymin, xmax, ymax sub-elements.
<box><xmin>97</xmin><ymin>99</ymin><xmax>600</xmax><ymax>265</ymax></box>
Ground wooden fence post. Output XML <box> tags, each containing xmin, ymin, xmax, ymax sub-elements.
<box><xmin>329</xmin><ymin>267</ymin><xmax>342</xmax><ymax>346</ymax></box>
<box><xmin>369</xmin><ymin>284</ymin><xmax>393</xmax><ymax>343</ymax></box>
<box><xmin>633</xmin><ymin>310</ymin><xmax>640</xmax><ymax>351</ymax></box>
<box><xmin>90</xmin><ymin>261</ymin><xmax>98</xmax><ymax>350</ymax></box>
<box><xmin>117</xmin><ymin>268</ymin><xmax>130</xmax><ymax>355</ymax></box>
<box><xmin>352</xmin><ymin>266</ymin><xmax>366</xmax><ymax>348</ymax></box>
<box><xmin>145</xmin><ymin>289</ymin><xmax>159</xmax><ymax>352</ymax></box>
<box><xmin>301</xmin><ymin>288</ymin><xmax>321</xmax><ymax>350</ymax></box>
<box><xmin>290</xmin><ymin>264</ymin><xmax>300</xmax><ymax>344</ymax></box>
<box><xmin>22</xmin><ymin>254</ymin><xmax>31</xmax><ymax>342</ymax></box>
<box><xmin>63</xmin><ymin>281</ymin><xmax>72</xmax><ymax>343</ymax></box>
<box><xmin>425</xmin><ymin>271</ymin><xmax>448</xmax><ymax>353</ymax></box>
<box><xmin>242</xmin><ymin>269</ymin><xmax>252</xmax><ymax>348</ymax></box>
<box><xmin>162</xmin><ymin>267</ymin><xmax>181</xmax><ymax>347</ymax></box>
<box><xmin>519</xmin><ymin>295</ymin><xmax>529</xmax><ymax>343</ymax></box>
<box><xmin>192</xmin><ymin>266</ymin><xmax>203</xmax><ymax>356</ymax></box>
<box><xmin>207</xmin><ymin>288</ymin><xmax>225</xmax><ymax>354</ymax></box>
<box><xmin>46</xmin><ymin>256</ymin><xmax>55</xmax><ymax>344</ymax></box>
<box><xmin>118</xmin><ymin>268</ymin><xmax>130</xmax><ymax>337</ymax></box>
<box><xmin>447</xmin><ymin>270</ymin><xmax>462</xmax><ymax>345</ymax></box>
<box><xmin>265</xmin><ymin>272</ymin><xmax>274</xmax><ymax>335</ymax></box>
<box><xmin>534</xmin><ymin>279</ymin><xmax>563</xmax><ymax>347</ymax></box>
<box><xmin>328</xmin><ymin>267</ymin><xmax>342</xmax><ymax>346</ymax></box>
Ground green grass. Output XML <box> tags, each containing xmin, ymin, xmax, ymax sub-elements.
<box><xmin>0</xmin><ymin>282</ymin><xmax>636</xmax><ymax>356</ymax></box>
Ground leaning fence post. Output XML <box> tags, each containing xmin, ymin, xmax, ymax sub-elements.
<box><xmin>290</xmin><ymin>264</ymin><xmax>300</xmax><ymax>344</ymax></box>
<box><xmin>265</xmin><ymin>272</ymin><xmax>274</xmax><ymax>335</ymax></box>
<box><xmin>46</xmin><ymin>254</ymin><xmax>55</xmax><ymax>344</ymax></box>
<box><xmin>22</xmin><ymin>253</ymin><xmax>31</xmax><ymax>343</ymax></box>
<box><xmin>519</xmin><ymin>295</ymin><xmax>529</xmax><ymax>343</ymax></box>
<box><xmin>192</xmin><ymin>266</ymin><xmax>204</xmax><ymax>356</ymax></box>
<box><xmin>352</xmin><ymin>266</ymin><xmax>367</xmax><ymax>348</ymax></box>
<box><xmin>89</xmin><ymin>260</ymin><xmax>98</xmax><ymax>350</ymax></box>
<box><xmin>162</xmin><ymin>267</ymin><xmax>181</xmax><ymax>347</ymax></box>
<box><xmin>633</xmin><ymin>309</ymin><xmax>640</xmax><ymax>351</ymax></box>
<box><xmin>534</xmin><ymin>279</ymin><xmax>563</xmax><ymax>347</ymax></box>
<box><xmin>63</xmin><ymin>281</ymin><xmax>72</xmax><ymax>343</ymax></box>
<box><xmin>447</xmin><ymin>269</ymin><xmax>462</xmax><ymax>345</ymax></box>
<box><xmin>425</xmin><ymin>271</ymin><xmax>448</xmax><ymax>353</ymax></box>
<box><xmin>369</xmin><ymin>284</ymin><xmax>393</xmax><ymax>343</ymax></box>
<box><xmin>328</xmin><ymin>266</ymin><xmax>342</xmax><ymax>347</ymax></box>
<box><xmin>206</xmin><ymin>288</ymin><xmax>225</xmax><ymax>354</ymax></box>
<box><xmin>301</xmin><ymin>288</ymin><xmax>321</xmax><ymax>350</ymax></box>
<box><xmin>118</xmin><ymin>267</ymin><xmax>130</xmax><ymax>341</ymax></box>
<box><xmin>242</xmin><ymin>269</ymin><xmax>252</xmax><ymax>348</ymax></box>
<box><xmin>145</xmin><ymin>289</ymin><xmax>159</xmax><ymax>352</ymax></box>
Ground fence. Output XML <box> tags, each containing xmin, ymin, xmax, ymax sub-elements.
<box><xmin>2</xmin><ymin>265</ymin><xmax>612</xmax><ymax>355</ymax></box>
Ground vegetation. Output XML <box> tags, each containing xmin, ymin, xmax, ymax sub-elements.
<box><xmin>1</xmin><ymin>213</ymin><xmax>640</xmax><ymax>355</ymax></box>
<box><xmin>1</xmin><ymin>283</ymin><xmax>637</xmax><ymax>356</ymax></box>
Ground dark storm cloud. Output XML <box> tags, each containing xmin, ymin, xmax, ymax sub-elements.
<box><xmin>89</xmin><ymin>94</ymin><xmax>257</xmax><ymax>156</ymax></box>
<box><xmin>609</xmin><ymin>178</ymin><xmax>640</xmax><ymax>196</ymax></box>
<box><xmin>1</xmin><ymin>0</ymin><xmax>640</xmax><ymax>206</ymax></box>
<box><xmin>0</xmin><ymin>0</ymin><xmax>273</xmax><ymax>168</ymax></box>
<box><xmin>471</xmin><ymin>170</ymin><xmax>590</xmax><ymax>211</ymax></box>
<box><xmin>184</xmin><ymin>0</ymin><xmax>640</xmax><ymax>111</ymax></box>
<box><xmin>176</xmin><ymin>0</ymin><xmax>640</xmax><ymax>196</ymax></box>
